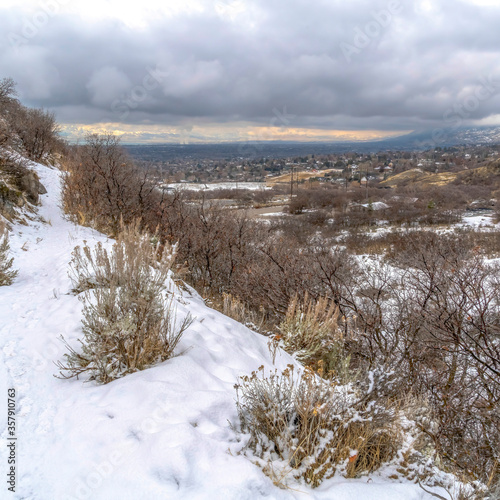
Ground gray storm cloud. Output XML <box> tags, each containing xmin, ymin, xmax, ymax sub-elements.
<box><xmin>1</xmin><ymin>0</ymin><xmax>500</xmax><ymax>134</ymax></box>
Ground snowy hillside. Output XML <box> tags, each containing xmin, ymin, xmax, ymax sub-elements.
<box><xmin>0</xmin><ymin>162</ymin><xmax>450</xmax><ymax>499</ymax></box>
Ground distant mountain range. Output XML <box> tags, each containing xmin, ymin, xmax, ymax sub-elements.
<box><xmin>377</xmin><ymin>126</ymin><xmax>500</xmax><ymax>150</ymax></box>
<box><xmin>124</xmin><ymin>126</ymin><xmax>500</xmax><ymax>161</ymax></box>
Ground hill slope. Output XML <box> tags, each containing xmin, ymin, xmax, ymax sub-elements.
<box><xmin>380</xmin><ymin>168</ymin><xmax>458</xmax><ymax>188</ymax></box>
<box><xmin>0</xmin><ymin>161</ymin><xmax>452</xmax><ymax>499</ymax></box>
<box><xmin>381</xmin><ymin>160</ymin><xmax>500</xmax><ymax>192</ymax></box>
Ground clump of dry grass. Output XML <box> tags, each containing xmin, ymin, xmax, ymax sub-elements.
<box><xmin>202</xmin><ymin>290</ymin><xmax>268</xmax><ymax>333</ymax></box>
<box><xmin>0</xmin><ymin>218</ymin><xmax>17</xmax><ymax>286</ymax></box>
<box><xmin>271</xmin><ymin>295</ymin><xmax>350</xmax><ymax>379</ymax></box>
<box><xmin>57</xmin><ymin>222</ymin><xmax>192</xmax><ymax>384</ymax></box>
<box><xmin>235</xmin><ymin>365</ymin><xmax>400</xmax><ymax>488</ymax></box>
<box><xmin>222</xmin><ymin>292</ymin><xmax>266</xmax><ymax>331</ymax></box>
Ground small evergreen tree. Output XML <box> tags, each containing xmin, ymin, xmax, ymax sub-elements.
<box><xmin>0</xmin><ymin>221</ymin><xmax>17</xmax><ymax>286</ymax></box>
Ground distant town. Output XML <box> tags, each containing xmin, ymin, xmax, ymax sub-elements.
<box><xmin>126</xmin><ymin>142</ymin><xmax>500</xmax><ymax>188</ymax></box>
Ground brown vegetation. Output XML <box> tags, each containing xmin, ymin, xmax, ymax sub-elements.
<box><xmin>62</xmin><ymin>133</ymin><xmax>160</xmax><ymax>234</ymax></box>
<box><xmin>60</xmin><ymin>133</ymin><xmax>500</xmax><ymax>488</ymax></box>
<box><xmin>57</xmin><ymin>222</ymin><xmax>192</xmax><ymax>384</ymax></box>
<box><xmin>0</xmin><ymin>218</ymin><xmax>17</xmax><ymax>286</ymax></box>
<box><xmin>0</xmin><ymin>78</ymin><xmax>63</xmax><ymax>162</ymax></box>
<box><xmin>236</xmin><ymin>365</ymin><xmax>403</xmax><ymax>487</ymax></box>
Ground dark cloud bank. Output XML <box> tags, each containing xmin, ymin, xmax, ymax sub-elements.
<box><xmin>1</xmin><ymin>0</ymin><xmax>500</xmax><ymax>140</ymax></box>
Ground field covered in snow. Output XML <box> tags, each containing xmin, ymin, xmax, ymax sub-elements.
<box><xmin>0</xmin><ymin>162</ymin><xmax>458</xmax><ymax>499</ymax></box>
<box><xmin>164</xmin><ymin>182</ymin><xmax>269</xmax><ymax>192</ymax></box>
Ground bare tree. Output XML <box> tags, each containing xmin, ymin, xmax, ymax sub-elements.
<box><xmin>62</xmin><ymin>133</ymin><xmax>158</xmax><ymax>233</ymax></box>
<box><xmin>0</xmin><ymin>77</ymin><xmax>17</xmax><ymax>107</ymax></box>
<box><xmin>0</xmin><ymin>77</ymin><xmax>18</xmax><ymax>147</ymax></box>
<box><xmin>11</xmin><ymin>107</ymin><xmax>61</xmax><ymax>161</ymax></box>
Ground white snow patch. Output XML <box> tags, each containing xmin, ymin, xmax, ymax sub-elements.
<box><xmin>164</xmin><ymin>182</ymin><xmax>269</xmax><ymax>192</ymax></box>
<box><xmin>361</xmin><ymin>202</ymin><xmax>390</xmax><ymax>210</ymax></box>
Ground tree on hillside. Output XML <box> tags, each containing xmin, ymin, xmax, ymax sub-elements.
<box><xmin>0</xmin><ymin>77</ymin><xmax>17</xmax><ymax>106</ymax></box>
<box><xmin>10</xmin><ymin>107</ymin><xmax>60</xmax><ymax>161</ymax></box>
<box><xmin>0</xmin><ymin>77</ymin><xmax>63</xmax><ymax>161</ymax></box>
<box><xmin>0</xmin><ymin>77</ymin><xmax>18</xmax><ymax>146</ymax></box>
<box><xmin>63</xmin><ymin>133</ymin><xmax>158</xmax><ymax>233</ymax></box>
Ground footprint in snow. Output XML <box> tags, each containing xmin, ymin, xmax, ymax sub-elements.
<box><xmin>17</xmin><ymin>396</ymin><xmax>34</xmax><ymax>416</ymax></box>
<box><xmin>35</xmin><ymin>407</ymin><xmax>56</xmax><ymax>435</ymax></box>
<box><xmin>5</xmin><ymin>358</ymin><xmax>28</xmax><ymax>379</ymax></box>
<box><xmin>2</xmin><ymin>340</ymin><xmax>17</xmax><ymax>357</ymax></box>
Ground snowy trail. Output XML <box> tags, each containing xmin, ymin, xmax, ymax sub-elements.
<box><xmin>0</xmin><ymin>163</ymin><xmax>439</xmax><ymax>499</ymax></box>
<box><xmin>0</xmin><ymin>165</ymin><xmax>110</xmax><ymax>498</ymax></box>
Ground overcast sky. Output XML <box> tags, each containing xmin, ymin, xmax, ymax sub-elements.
<box><xmin>1</xmin><ymin>0</ymin><xmax>500</xmax><ymax>143</ymax></box>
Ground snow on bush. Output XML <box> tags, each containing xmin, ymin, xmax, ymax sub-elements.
<box><xmin>57</xmin><ymin>222</ymin><xmax>192</xmax><ymax>384</ymax></box>
<box><xmin>235</xmin><ymin>365</ymin><xmax>401</xmax><ymax>488</ymax></box>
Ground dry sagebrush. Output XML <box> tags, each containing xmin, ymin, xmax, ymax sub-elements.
<box><xmin>235</xmin><ymin>365</ymin><xmax>401</xmax><ymax>488</ymax></box>
<box><xmin>57</xmin><ymin>223</ymin><xmax>192</xmax><ymax>384</ymax></box>
<box><xmin>68</xmin><ymin>221</ymin><xmax>176</xmax><ymax>294</ymax></box>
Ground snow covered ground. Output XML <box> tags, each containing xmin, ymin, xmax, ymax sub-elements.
<box><xmin>164</xmin><ymin>182</ymin><xmax>269</xmax><ymax>192</ymax></box>
<box><xmin>459</xmin><ymin>213</ymin><xmax>499</xmax><ymax>229</ymax></box>
<box><xmin>0</xmin><ymin>162</ymin><xmax>452</xmax><ymax>499</ymax></box>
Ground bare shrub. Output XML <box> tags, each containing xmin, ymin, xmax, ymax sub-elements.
<box><xmin>411</xmin><ymin>255</ymin><xmax>500</xmax><ymax>485</ymax></box>
<box><xmin>62</xmin><ymin>134</ymin><xmax>159</xmax><ymax>234</ymax></box>
<box><xmin>236</xmin><ymin>365</ymin><xmax>400</xmax><ymax>487</ymax></box>
<box><xmin>173</xmin><ymin>203</ymin><xmax>260</xmax><ymax>294</ymax></box>
<box><xmin>0</xmin><ymin>78</ymin><xmax>64</xmax><ymax>159</ymax></box>
<box><xmin>233</xmin><ymin>232</ymin><xmax>315</xmax><ymax>319</ymax></box>
<box><xmin>57</xmin><ymin>223</ymin><xmax>192</xmax><ymax>384</ymax></box>
<box><xmin>252</xmin><ymin>189</ymin><xmax>274</xmax><ymax>206</ymax></box>
<box><xmin>306</xmin><ymin>244</ymin><xmax>361</xmax><ymax>319</ymax></box>
<box><xmin>10</xmin><ymin>106</ymin><xmax>62</xmax><ymax>162</ymax></box>
<box><xmin>0</xmin><ymin>219</ymin><xmax>17</xmax><ymax>286</ymax></box>
<box><xmin>288</xmin><ymin>194</ymin><xmax>309</xmax><ymax>214</ymax></box>
<box><xmin>358</xmin><ymin>232</ymin><xmax>500</xmax><ymax>486</ymax></box>
<box><xmin>305</xmin><ymin>209</ymin><xmax>330</xmax><ymax>226</ymax></box>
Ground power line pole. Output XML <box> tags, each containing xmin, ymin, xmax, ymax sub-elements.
<box><xmin>366</xmin><ymin>164</ymin><xmax>369</xmax><ymax>200</ymax></box>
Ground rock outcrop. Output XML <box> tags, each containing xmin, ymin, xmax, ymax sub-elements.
<box><xmin>0</xmin><ymin>157</ymin><xmax>47</xmax><ymax>218</ymax></box>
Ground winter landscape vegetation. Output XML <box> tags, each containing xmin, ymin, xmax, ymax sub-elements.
<box><xmin>1</xmin><ymin>0</ymin><xmax>500</xmax><ymax>499</ymax></box>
